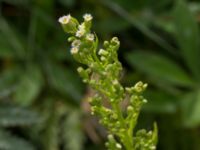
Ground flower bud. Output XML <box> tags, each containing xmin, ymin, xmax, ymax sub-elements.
<box><xmin>108</xmin><ymin>134</ymin><xmax>114</xmax><ymax>142</ymax></box>
<box><xmin>98</xmin><ymin>49</ymin><xmax>108</xmax><ymax>56</ymax></box>
<box><xmin>134</xmin><ymin>81</ymin><xmax>147</xmax><ymax>93</ymax></box>
<box><xmin>116</xmin><ymin>143</ymin><xmax>122</xmax><ymax>149</ymax></box>
<box><xmin>103</xmin><ymin>41</ymin><xmax>109</xmax><ymax>47</ymax></box>
<box><xmin>111</xmin><ymin>37</ymin><xmax>120</xmax><ymax>46</ymax></box>
<box><xmin>77</xmin><ymin>67</ymin><xmax>89</xmax><ymax>80</ymax></box>
<box><xmin>143</xmin><ymin>99</ymin><xmax>148</xmax><ymax>103</ymax></box>
<box><xmin>100</xmin><ymin>56</ymin><xmax>106</xmax><ymax>62</ymax></box>
<box><xmin>127</xmin><ymin>106</ymin><xmax>134</xmax><ymax>113</ymax></box>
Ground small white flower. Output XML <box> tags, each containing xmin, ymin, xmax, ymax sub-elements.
<box><xmin>76</xmin><ymin>30</ymin><xmax>84</xmax><ymax>37</ymax></box>
<box><xmin>58</xmin><ymin>14</ymin><xmax>71</xmax><ymax>24</ymax></box>
<box><xmin>70</xmin><ymin>47</ymin><xmax>79</xmax><ymax>54</ymax></box>
<box><xmin>72</xmin><ymin>40</ymin><xmax>81</xmax><ymax>47</ymax></box>
<box><xmin>76</xmin><ymin>24</ymin><xmax>86</xmax><ymax>37</ymax></box>
<box><xmin>78</xmin><ymin>23</ymin><xmax>85</xmax><ymax>30</ymax></box>
<box><xmin>83</xmin><ymin>13</ymin><xmax>93</xmax><ymax>21</ymax></box>
<box><xmin>86</xmin><ymin>33</ymin><xmax>94</xmax><ymax>41</ymax></box>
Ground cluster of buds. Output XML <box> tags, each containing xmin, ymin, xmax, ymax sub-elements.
<box><xmin>133</xmin><ymin>125</ymin><xmax>157</xmax><ymax>150</ymax></box>
<box><xmin>58</xmin><ymin>13</ymin><xmax>96</xmax><ymax>64</ymax></box>
<box><xmin>59</xmin><ymin>13</ymin><xmax>157</xmax><ymax>150</ymax></box>
<box><xmin>105</xmin><ymin>134</ymin><xmax>122</xmax><ymax>150</ymax></box>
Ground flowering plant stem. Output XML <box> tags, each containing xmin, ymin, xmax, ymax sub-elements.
<box><xmin>59</xmin><ymin>13</ymin><xmax>158</xmax><ymax>150</ymax></box>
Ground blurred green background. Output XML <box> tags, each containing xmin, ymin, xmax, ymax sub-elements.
<box><xmin>1</xmin><ymin>0</ymin><xmax>200</xmax><ymax>149</ymax></box>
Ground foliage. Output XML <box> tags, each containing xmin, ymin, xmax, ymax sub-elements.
<box><xmin>0</xmin><ymin>0</ymin><xmax>84</xmax><ymax>149</ymax></box>
<box><xmin>59</xmin><ymin>14</ymin><xmax>158</xmax><ymax>150</ymax></box>
<box><xmin>126</xmin><ymin>0</ymin><xmax>200</xmax><ymax>128</ymax></box>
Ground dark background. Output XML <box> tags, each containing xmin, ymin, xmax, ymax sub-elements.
<box><xmin>1</xmin><ymin>0</ymin><xmax>200</xmax><ymax>149</ymax></box>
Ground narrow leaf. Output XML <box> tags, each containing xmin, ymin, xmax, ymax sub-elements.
<box><xmin>13</xmin><ymin>65</ymin><xmax>43</xmax><ymax>106</ymax></box>
<box><xmin>126</xmin><ymin>51</ymin><xmax>194</xmax><ymax>87</ymax></box>
<box><xmin>46</xmin><ymin>63</ymin><xmax>83</xmax><ymax>103</ymax></box>
<box><xmin>63</xmin><ymin>110</ymin><xmax>84</xmax><ymax>150</ymax></box>
<box><xmin>0</xmin><ymin>129</ymin><xmax>35</xmax><ymax>150</ymax></box>
<box><xmin>181</xmin><ymin>90</ymin><xmax>200</xmax><ymax>127</ymax></box>
<box><xmin>0</xmin><ymin>18</ymin><xmax>25</xmax><ymax>58</ymax></box>
<box><xmin>0</xmin><ymin>105</ymin><xmax>40</xmax><ymax>127</ymax></box>
<box><xmin>173</xmin><ymin>0</ymin><xmax>200</xmax><ymax>78</ymax></box>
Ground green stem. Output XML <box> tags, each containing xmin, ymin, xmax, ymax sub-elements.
<box><xmin>113</xmin><ymin>103</ymin><xmax>134</xmax><ymax>150</ymax></box>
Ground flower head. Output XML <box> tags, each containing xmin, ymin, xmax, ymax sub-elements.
<box><xmin>83</xmin><ymin>13</ymin><xmax>93</xmax><ymax>21</ymax></box>
<box><xmin>76</xmin><ymin>23</ymin><xmax>86</xmax><ymax>37</ymax></box>
<box><xmin>70</xmin><ymin>47</ymin><xmax>79</xmax><ymax>54</ymax></box>
<box><xmin>86</xmin><ymin>33</ymin><xmax>94</xmax><ymax>41</ymax></box>
<box><xmin>76</xmin><ymin>30</ymin><xmax>84</xmax><ymax>38</ymax></box>
<box><xmin>58</xmin><ymin>15</ymin><xmax>71</xmax><ymax>24</ymax></box>
<box><xmin>58</xmin><ymin>14</ymin><xmax>79</xmax><ymax>33</ymax></box>
<box><xmin>72</xmin><ymin>39</ymin><xmax>81</xmax><ymax>47</ymax></box>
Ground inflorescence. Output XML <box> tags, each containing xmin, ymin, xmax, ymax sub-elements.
<box><xmin>58</xmin><ymin>13</ymin><xmax>158</xmax><ymax>150</ymax></box>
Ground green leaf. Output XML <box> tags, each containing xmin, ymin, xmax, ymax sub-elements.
<box><xmin>0</xmin><ymin>36</ymin><xmax>16</xmax><ymax>58</ymax></box>
<box><xmin>0</xmin><ymin>18</ymin><xmax>25</xmax><ymax>58</ymax></box>
<box><xmin>126</xmin><ymin>51</ymin><xmax>194</xmax><ymax>87</ymax></box>
<box><xmin>41</xmin><ymin>101</ymin><xmax>60</xmax><ymax>150</ymax></box>
<box><xmin>47</xmin><ymin>63</ymin><xmax>83</xmax><ymax>103</ymax></box>
<box><xmin>0</xmin><ymin>67</ymin><xmax>22</xmax><ymax>99</ymax></box>
<box><xmin>173</xmin><ymin>0</ymin><xmax>200</xmax><ymax>78</ymax></box>
<box><xmin>63</xmin><ymin>110</ymin><xmax>84</xmax><ymax>150</ymax></box>
<box><xmin>100</xmin><ymin>0</ymin><xmax>176</xmax><ymax>53</ymax></box>
<box><xmin>180</xmin><ymin>90</ymin><xmax>200</xmax><ymax>127</ymax></box>
<box><xmin>0</xmin><ymin>105</ymin><xmax>40</xmax><ymax>127</ymax></box>
<box><xmin>13</xmin><ymin>65</ymin><xmax>43</xmax><ymax>106</ymax></box>
<box><xmin>0</xmin><ymin>129</ymin><xmax>35</xmax><ymax>150</ymax></box>
<box><xmin>153</xmin><ymin>15</ymin><xmax>176</xmax><ymax>34</ymax></box>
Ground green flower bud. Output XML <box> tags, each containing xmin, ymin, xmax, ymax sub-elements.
<box><xmin>104</xmin><ymin>41</ymin><xmax>109</xmax><ymax>47</ymax></box>
<box><xmin>108</xmin><ymin>134</ymin><xmax>114</xmax><ymax>142</ymax></box>
<box><xmin>116</xmin><ymin>143</ymin><xmax>122</xmax><ymax>149</ymax></box>
<box><xmin>100</xmin><ymin>56</ymin><xmax>106</xmax><ymax>62</ymax></box>
<box><xmin>98</xmin><ymin>49</ymin><xmax>108</xmax><ymax>56</ymax></box>
<box><xmin>77</xmin><ymin>67</ymin><xmax>89</xmax><ymax>80</ymax></box>
<box><xmin>127</xmin><ymin>106</ymin><xmax>134</xmax><ymax>113</ymax></box>
<box><xmin>68</xmin><ymin>36</ymin><xmax>76</xmax><ymax>42</ymax></box>
<box><xmin>134</xmin><ymin>81</ymin><xmax>147</xmax><ymax>93</ymax></box>
<box><xmin>111</xmin><ymin>37</ymin><xmax>120</xmax><ymax>46</ymax></box>
<box><xmin>143</xmin><ymin>99</ymin><xmax>148</xmax><ymax>103</ymax></box>
<box><xmin>150</xmin><ymin>145</ymin><xmax>156</xmax><ymax>150</ymax></box>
